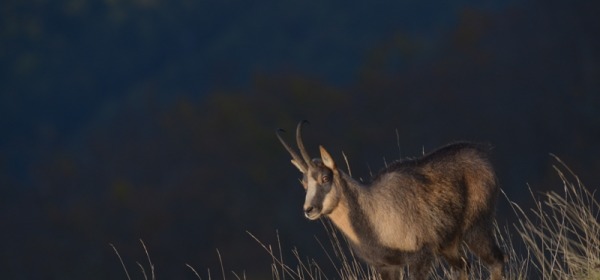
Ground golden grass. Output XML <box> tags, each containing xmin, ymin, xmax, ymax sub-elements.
<box><xmin>508</xmin><ymin>156</ymin><xmax>600</xmax><ymax>280</ymax></box>
<box><xmin>113</xmin><ymin>157</ymin><xmax>599</xmax><ymax>279</ymax></box>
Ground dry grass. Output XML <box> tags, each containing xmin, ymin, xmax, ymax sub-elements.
<box><xmin>113</xmin><ymin>157</ymin><xmax>599</xmax><ymax>279</ymax></box>
<box><xmin>508</xmin><ymin>156</ymin><xmax>600</xmax><ymax>280</ymax></box>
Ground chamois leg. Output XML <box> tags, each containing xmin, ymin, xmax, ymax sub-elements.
<box><xmin>465</xmin><ymin>239</ymin><xmax>505</xmax><ymax>280</ymax></box>
<box><xmin>465</xmin><ymin>225</ymin><xmax>505</xmax><ymax>280</ymax></box>
<box><xmin>378</xmin><ymin>267</ymin><xmax>401</xmax><ymax>280</ymax></box>
<box><xmin>408</xmin><ymin>253</ymin><xmax>433</xmax><ymax>280</ymax></box>
<box><xmin>440</xmin><ymin>240</ymin><xmax>469</xmax><ymax>280</ymax></box>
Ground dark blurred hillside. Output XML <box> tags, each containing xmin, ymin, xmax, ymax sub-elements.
<box><xmin>1</xmin><ymin>0</ymin><xmax>599</xmax><ymax>279</ymax></box>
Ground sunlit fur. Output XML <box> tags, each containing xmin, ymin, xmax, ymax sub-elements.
<box><xmin>279</xmin><ymin>123</ymin><xmax>505</xmax><ymax>280</ymax></box>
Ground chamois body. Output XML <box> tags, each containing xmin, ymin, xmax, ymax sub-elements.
<box><xmin>328</xmin><ymin>143</ymin><xmax>504</xmax><ymax>279</ymax></box>
<box><xmin>277</xmin><ymin>122</ymin><xmax>505</xmax><ymax>280</ymax></box>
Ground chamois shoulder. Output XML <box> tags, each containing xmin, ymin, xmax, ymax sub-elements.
<box><xmin>372</xmin><ymin>142</ymin><xmax>492</xmax><ymax>179</ymax></box>
<box><xmin>421</xmin><ymin>142</ymin><xmax>492</xmax><ymax>161</ymax></box>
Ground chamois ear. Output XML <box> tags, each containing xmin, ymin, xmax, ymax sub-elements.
<box><xmin>291</xmin><ymin>159</ymin><xmax>306</xmax><ymax>173</ymax></box>
<box><xmin>319</xmin><ymin>145</ymin><xmax>337</xmax><ymax>170</ymax></box>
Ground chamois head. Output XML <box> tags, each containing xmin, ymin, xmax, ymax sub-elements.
<box><xmin>277</xmin><ymin>121</ymin><xmax>341</xmax><ymax>220</ymax></box>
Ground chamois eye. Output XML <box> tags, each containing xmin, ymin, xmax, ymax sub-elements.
<box><xmin>322</xmin><ymin>175</ymin><xmax>330</xmax><ymax>183</ymax></box>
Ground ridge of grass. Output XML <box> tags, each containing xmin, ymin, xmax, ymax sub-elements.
<box><xmin>113</xmin><ymin>157</ymin><xmax>599</xmax><ymax>279</ymax></box>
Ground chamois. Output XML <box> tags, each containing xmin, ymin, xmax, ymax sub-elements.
<box><xmin>277</xmin><ymin>121</ymin><xmax>505</xmax><ymax>280</ymax></box>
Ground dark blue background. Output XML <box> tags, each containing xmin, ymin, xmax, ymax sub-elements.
<box><xmin>1</xmin><ymin>0</ymin><xmax>598</xmax><ymax>278</ymax></box>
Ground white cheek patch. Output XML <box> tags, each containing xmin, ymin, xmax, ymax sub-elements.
<box><xmin>304</xmin><ymin>176</ymin><xmax>318</xmax><ymax>208</ymax></box>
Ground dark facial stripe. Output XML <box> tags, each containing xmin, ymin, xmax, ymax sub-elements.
<box><xmin>311</xmin><ymin>183</ymin><xmax>327</xmax><ymax>210</ymax></box>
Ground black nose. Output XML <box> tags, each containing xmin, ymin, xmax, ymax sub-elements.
<box><xmin>304</xmin><ymin>206</ymin><xmax>315</xmax><ymax>215</ymax></box>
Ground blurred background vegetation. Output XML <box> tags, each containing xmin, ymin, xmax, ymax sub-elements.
<box><xmin>1</xmin><ymin>0</ymin><xmax>599</xmax><ymax>278</ymax></box>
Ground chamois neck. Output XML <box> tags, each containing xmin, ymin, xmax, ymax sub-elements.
<box><xmin>325</xmin><ymin>170</ymin><xmax>365</xmax><ymax>245</ymax></box>
<box><xmin>327</xmin><ymin>189</ymin><xmax>360</xmax><ymax>245</ymax></box>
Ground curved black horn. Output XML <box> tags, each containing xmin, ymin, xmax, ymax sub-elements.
<box><xmin>276</xmin><ymin>128</ymin><xmax>307</xmax><ymax>171</ymax></box>
<box><xmin>296</xmin><ymin>120</ymin><xmax>313</xmax><ymax>167</ymax></box>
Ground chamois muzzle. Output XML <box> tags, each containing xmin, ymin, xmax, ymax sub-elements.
<box><xmin>303</xmin><ymin>205</ymin><xmax>321</xmax><ymax>220</ymax></box>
